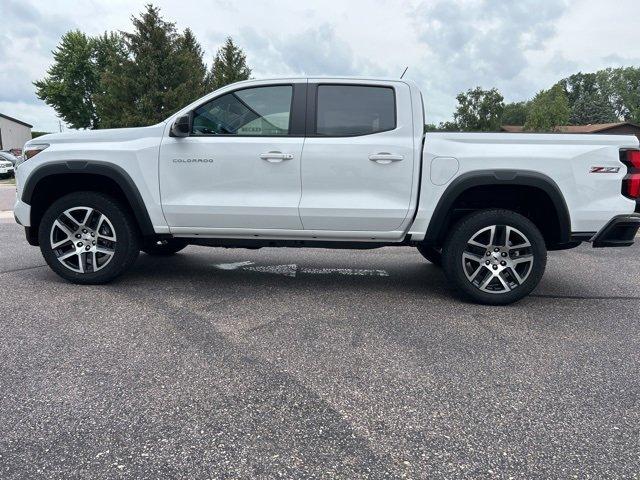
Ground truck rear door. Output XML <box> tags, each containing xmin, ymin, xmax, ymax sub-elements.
<box><xmin>299</xmin><ymin>80</ymin><xmax>415</xmax><ymax>232</ymax></box>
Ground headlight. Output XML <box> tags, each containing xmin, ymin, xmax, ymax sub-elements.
<box><xmin>23</xmin><ymin>144</ymin><xmax>49</xmax><ymax>160</ymax></box>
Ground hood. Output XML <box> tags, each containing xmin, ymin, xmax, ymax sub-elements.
<box><xmin>26</xmin><ymin>123</ymin><xmax>166</xmax><ymax>147</ymax></box>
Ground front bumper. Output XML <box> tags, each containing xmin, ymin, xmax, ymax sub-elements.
<box><xmin>592</xmin><ymin>214</ymin><xmax>640</xmax><ymax>248</ymax></box>
<box><xmin>13</xmin><ymin>198</ymin><xmax>31</xmax><ymax>227</ymax></box>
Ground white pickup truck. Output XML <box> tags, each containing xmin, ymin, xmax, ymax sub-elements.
<box><xmin>14</xmin><ymin>78</ymin><xmax>640</xmax><ymax>304</ymax></box>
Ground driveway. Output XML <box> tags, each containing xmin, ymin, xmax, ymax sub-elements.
<box><xmin>0</xmin><ymin>192</ymin><xmax>639</xmax><ymax>478</ymax></box>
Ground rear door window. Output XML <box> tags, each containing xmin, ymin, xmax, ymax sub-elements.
<box><xmin>315</xmin><ymin>85</ymin><xmax>396</xmax><ymax>136</ymax></box>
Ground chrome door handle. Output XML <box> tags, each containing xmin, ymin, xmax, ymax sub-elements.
<box><xmin>369</xmin><ymin>153</ymin><xmax>404</xmax><ymax>164</ymax></box>
<box><xmin>260</xmin><ymin>152</ymin><xmax>293</xmax><ymax>163</ymax></box>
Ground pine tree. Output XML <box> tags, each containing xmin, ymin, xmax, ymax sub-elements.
<box><xmin>207</xmin><ymin>37</ymin><xmax>251</xmax><ymax>91</ymax></box>
<box><xmin>165</xmin><ymin>28</ymin><xmax>208</xmax><ymax>108</ymax></box>
<box><xmin>96</xmin><ymin>5</ymin><xmax>209</xmax><ymax>127</ymax></box>
<box><xmin>35</xmin><ymin>5</ymin><xmax>254</xmax><ymax>128</ymax></box>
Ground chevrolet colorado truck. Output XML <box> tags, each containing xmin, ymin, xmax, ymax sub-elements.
<box><xmin>13</xmin><ymin>78</ymin><xmax>640</xmax><ymax>304</ymax></box>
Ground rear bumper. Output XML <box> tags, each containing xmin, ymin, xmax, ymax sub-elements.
<box><xmin>592</xmin><ymin>214</ymin><xmax>640</xmax><ymax>248</ymax></box>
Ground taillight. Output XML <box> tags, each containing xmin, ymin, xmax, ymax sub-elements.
<box><xmin>621</xmin><ymin>150</ymin><xmax>640</xmax><ymax>199</ymax></box>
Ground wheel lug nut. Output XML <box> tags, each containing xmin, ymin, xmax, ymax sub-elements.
<box><xmin>485</xmin><ymin>260</ymin><xmax>490</xmax><ymax>265</ymax></box>
<box><xmin>494</xmin><ymin>247</ymin><xmax>499</xmax><ymax>252</ymax></box>
<box><xmin>493</xmin><ymin>265</ymin><xmax>498</xmax><ymax>270</ymax></box>
<box><xmin>486</xmin><ymin>251</ymin><xmax>491</xmax><ymax>256</ymax></box>
<box><xmin>91</xmin><ymin>232</ymin><xmax>95</xmax><ymax>237</ymax></box>
<box><xmin>82</xmin><ymin>229</ymin><xmax>87</xmax><ymax>233</ymax></box>
<box><xmin>75</xmin><ymin>234</ymin><xmax>81</xmax><ymax>239</ymax></box>
<box><xmin>77</xmin><ymin>242</ymin><xmax>83</xmax><ymax>247</ymax></box>
<box><xmin>92</xmin><ymin>241</ymin><xmax>96</xmax><ymax>245</ymax></box>
<box><xmin>501</xmin><ymin>261</ymin><xmax>506</xmax><ymax>266</ymax></box>
<box><xmin>85</xmin><ymin>246</ymin><xmax>90</xmax><ymax>250</ymax></box>
<box><xmin>501</xmin><ymin>252</ymin><xmax>507</xmax><ymax>257</ymax></box>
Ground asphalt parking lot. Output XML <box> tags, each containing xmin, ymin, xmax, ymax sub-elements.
<box><xmin>1</xmin><ymin>185</ymin><xmax>639</xmax><ymax>478</ymax></box>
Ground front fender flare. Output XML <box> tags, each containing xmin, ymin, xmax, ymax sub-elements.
<box><xmin>22</xmin><ymin>160</ymin><xmax>155</xmax><ymax>237</ymax></box>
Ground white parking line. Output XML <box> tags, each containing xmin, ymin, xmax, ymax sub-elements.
<box><xmin>301</xmin><ymin>267</ymin><xmax>388</xmax><ymax>277</ymax></box>
<box><xmin>214</xmin><ymin>261</ymin><xmax>389</xmax><ymax>278</ymax></box>
<box><xmin>214</xmin><ymin>260</ymin><xmax>254</xmax><ymax>270</ymax></box>
<box><xmin>244</xmin><ymin>264</ymin><xmax>297</xmax><ymax>277</ymax></box>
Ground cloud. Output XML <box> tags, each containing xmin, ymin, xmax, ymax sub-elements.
<box><xmin>1</xmin><ymin>0</ymin><xmax>640</xmax><ymax>128</ymax></box>
<box><xmin>239</xmin><ymin>24</ymin><xmax>388</xmax><ymax>78</ymax></box>
<box><xmin>0</xmin><ymin>0</ymin><xmax>77</xmax><ymax>128</ymax></box>
<box><xmin>0</xmin><ymin>102</ymin><xmax>61</xmax><ymax>133</ymax></box>
<box><xmin>411</xmin><ymin>0</ymin><xmax>569</xmax><ymax>94</ymax></box>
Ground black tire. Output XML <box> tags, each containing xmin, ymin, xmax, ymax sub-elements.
<box><xmin>38</xmin><ymin>191</ymin><xmax>140</xmax><ymax>284</ymax></box>
<box><xmin>416</xmin><ymin>244</ymin><xmax>442</xmax><ymax>266</ymax></box>
<box><xmin>141</xmin><ymin>238</ymin><xmax>188</xmax><ymax>256</ymax></box>
<box><xmin>442</xmin><ymin>209</ymin><xmax>547</xmax><ymax>305</ymax></box>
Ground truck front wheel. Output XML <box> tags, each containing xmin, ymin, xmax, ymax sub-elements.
<box><xmin>442</xmin><ymin>209</ymin><xmax>547</xmax><ymax>305</ymax></box>
<box><xmin>38</xmin><ymin>192</ymin><xmax>140</xmax><ymax>284</ymax></box>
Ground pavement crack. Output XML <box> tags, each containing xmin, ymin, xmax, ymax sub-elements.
<box><xmin>0</xmin><ymin>264</ymin><xmax>47</xmax><ymax>275</ymax></box>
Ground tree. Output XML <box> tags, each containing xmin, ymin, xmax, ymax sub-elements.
<box><xmin>502</xmin><ymin>101</ymin><xmax>529</xmax><ymax>125</ymax></box>
<box><xmin>524</xmin><ymin>84</ymin><xmax>570</xmax><ymax>132</ymax></box>
<box><xmin>34</xmin><ymin>31</ymin><xmax>105</xmax><ymax>129</ymax></box>
<box><xmin>606</xmin><ymin>67</ymin><xmax>640</xmax><ymax>123</ymax></box>
<box><xmin>207</xmin><ymin>37</ymin><xmax>251</xmax><ymax>91</ymax></box>
<box><xmin>558</xmin><ymin>71</ymin><xmax>618</xmax><ymax>125</ymax></box>
<box><xmin>569</xmin><ymin>92</ymin><xmax>617</xmax><ymax>124</ymax></box>
<box><xmin>453</xmin><ymin>87</ymin><xmax>504</xmax><ymax>132</ymax></box>
<box><xmin>96</xmin><ymin>5</ymin><xmax>207</xmax><ymax>127</ymax></box>
<box><xmin>163</xmin><ymin>28</ymin><xmax>209</xmax><ymax>109</ymax></box>
<box><xmin>35</xmin><ymin>5</ymin><xmax>223</xmax><ymax>129</ymax></box>
<box><xmin>424</xmin><ymin>122</ymin><xmax>459</xmax><ymax>132</ymax></box>
<box><xmin>558</xmin><ymin>72</ymin><xmax>599</xmax><ymax>106</ymax></box>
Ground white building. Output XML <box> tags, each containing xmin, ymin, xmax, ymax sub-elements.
<box><xmin>0</xmin><ymin>113</ymin><xmax>33</xmax><ymax>154</ymax></box>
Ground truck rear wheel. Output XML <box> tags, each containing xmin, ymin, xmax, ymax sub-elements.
<box><xmin>442</xmin><ymin>209</ymin><xmax>547</xmax><ymax>305</ymax></box>
<box><xmin>38</xmin><ymin>192</ymin><xmax>140</xmax><ymax>284</ymax></box>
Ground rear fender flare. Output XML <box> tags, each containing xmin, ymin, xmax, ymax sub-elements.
<box><xmin>423</xmin><ymin>170</ymin><xmax>571</xmax><ymax>245</ymax></box>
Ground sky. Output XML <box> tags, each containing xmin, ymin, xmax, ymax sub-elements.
<box><xmin>1</xmin><ymin>0</ymin><xmax>640</xmax><ymax>132</ymax></box>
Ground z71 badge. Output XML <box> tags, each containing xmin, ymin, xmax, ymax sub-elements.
<box><xmin>590</xmin><ymin>166</ymin><xmax>621</xmax><ymax>173</ymax></box>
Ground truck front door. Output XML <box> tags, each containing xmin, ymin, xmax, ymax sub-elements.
<box><xmin>159</xmin><ymin>82</ymin><xmax>306</xmax><ymax>231</ymax></box>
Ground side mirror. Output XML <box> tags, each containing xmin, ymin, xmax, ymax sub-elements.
<box><xmin>170</xmin><ymin>114</ymin><xmax>191</xmax><ymax>137</ymax></box>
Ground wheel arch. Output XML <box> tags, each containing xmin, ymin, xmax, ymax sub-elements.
<box><xmin>424</xmin><ymin>170</ymin><xmax>571</xmax><ymax>247</ymax></box>
<box><xmin>23</xmin><ymin>161</ymin><xmax>155</xmax><ymax>245</ymax></box>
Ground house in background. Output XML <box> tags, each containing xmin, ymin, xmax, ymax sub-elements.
<box><xmin>501</xmin><ymin>122</ymin><xmax>640</xmax><ymax>142</ymax></box>
<box><xmin>0</xmin><ymin>113</ymin><xmax>33</xmax><ymax>155</ymax></box>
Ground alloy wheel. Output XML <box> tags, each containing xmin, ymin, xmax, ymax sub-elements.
<box><xmin>461</xmin><ymin>224</ymin><xmax>534</xmax><ymax>294</ymax></box>
<box><xmin>49</xmin><ymin>206</ymin><xmax>117</xmax><ymax>273</ymax></box>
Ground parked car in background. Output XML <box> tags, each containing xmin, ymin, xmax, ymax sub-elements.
<box><xmin>0</xmin><ymin>151</ymin><xmax>19</xmax><ymax>167</ymax></box>
<box><xmin>0</xmin><ymin>160</ymin><xmax>14</xmax><ymax>178</ymax></box>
